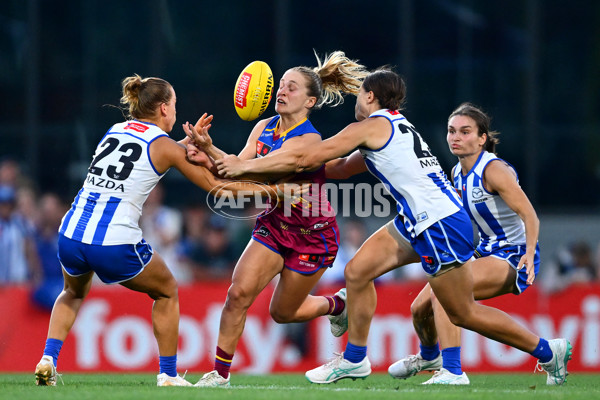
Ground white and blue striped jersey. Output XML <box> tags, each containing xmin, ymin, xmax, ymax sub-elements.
<box><xmin>359</xmin><ymin>109</ymin><xmax>462</xmax><ymax>237</ymax></box>
<box><xmin>452</xmin><ymin>151</ymin><xmax>526</xmax><ymax>254</ymax></box>
<box><xmin>59</xmin><ymin>120</ymin><xmax>168</xmax><ymax>245</ymax></box>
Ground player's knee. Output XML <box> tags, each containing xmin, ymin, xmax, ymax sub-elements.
<box><xmin>447</xmin><ymin>312</ymin><xmax>465</xmax><ymax>327</ymax></box>
<box><xmin>163</xmin><ymin>278</ymin><xmax>178</xmax><ymax>298</ymax></box>
<box><xmin>269</xmin><ymin>306</ymin><xmax>294</xmax><ymax>323</ymax></box>
<box><xmin>63</xmin><ymin>286</ymin><xmax>85</xmax><ymax>300</ymax></box>
<box><xmin>445</xmin><ymin>308</ymin><xmax>474</xmax><ymax>329</ymax></box>
<box><xmin>147</xmin><ymin>276</ymin><xmax>178</xmax><ymax>301</ymax></box>
<box><xmin>224</xmin><ymin>284</ymin><xmax>253</xmax><ymax>311</ymax></box>
<box><xmin>62</xmin><ymin>280</ymin><xmax>89</xmax><ymax>299</ymax></box>
<box><xmin>343</xmin><ymin>260</ymin><xmax>368</xmax><ymax>286</ymax></box>
<box><xmin>410</xmin><ymin>298</ymin><xmax>431</xmax><ymax>321</ymax></box>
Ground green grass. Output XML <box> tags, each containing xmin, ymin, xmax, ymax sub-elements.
<box><xmin>1</xmin><ymin>372</ymin><xmax>598</xmax><ymax>400</ymax></box>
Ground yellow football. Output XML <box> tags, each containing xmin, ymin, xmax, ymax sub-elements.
<box><xmin>233</xmin><ymin>61</ymin><xmax>274</xmax><ymax>121</ymax></box>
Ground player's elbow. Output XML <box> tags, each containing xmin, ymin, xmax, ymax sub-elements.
<box><xmin>296</xmin><ymin>153</ymin><xmax>322</xmax><ymax>173</ymax></box>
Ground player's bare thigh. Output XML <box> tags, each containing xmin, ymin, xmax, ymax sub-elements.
<box><xmin>61</xmin><ymin>268</ymin><xmax>94</xmax><ymax>298</ymax></box>
<box><xmin>345</xmin><ymin>223</ymin><xmax>420</xmax><ymax>283</ymax></box>
<box><xmin>120</xmin><ymin>251</ymin><xmax>177</xmax><ymax>299</ymax></box>
<box><xmin>228</xmin><ymin>240</ymin><xmax>286</xmax><ymax>301</ymax></box>
<box><xmin>471</xmin><ymin>256</ymin><xmax>517</xmax><ymax>300</ymax></box>
<box><xmin>269</xmin><ymin>267</ymin><xmax>326</xmax><ymax>320</ymax></box>
<box><xmin>427</xmin><ymin>260</ymin><xmax>476</xmax><ymax>321</ymax></box>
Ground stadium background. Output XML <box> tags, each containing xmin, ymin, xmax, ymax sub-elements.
<box><xmin>1</xmin><ymin>0</ymin><xmax>600</xmax><ymax>374</ymax></box>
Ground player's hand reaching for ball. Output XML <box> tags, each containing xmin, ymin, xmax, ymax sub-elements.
<box><xmin>185</xmin><ymin>142</ymin><xmax>213</xmax><ymax>169</ymax></box>
<box><xmin>215</xmin><ymin>155</ymin><xmax>247</xmax><ymax>178</ymax></box>
<box><xmin>183</xmin><ymin>113</ymin><xmax>213</xmax><ymax>149</ymax></box>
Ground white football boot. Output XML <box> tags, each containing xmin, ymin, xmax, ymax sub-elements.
<box><xmin>305</xmin><ymin>352</ymin><xmax>371</xmax><ymax>384</ymax></box>
<box><xmin>194</xmin><ymin>370</ymin><xmax>231</xmax><ymax>388</ymax></box>
<box><xmin>536</xmin><ymin>338</ymin><xmax>572</xmax><ymax>385</ymax></box>
<box><xmin>388</xmin><ymin>352</ymin><xmax>442</xmax><ymax>379</ymax></box>
<box><xmin>156</xmin><ymin>373</ymin><xmax>192</xmax><ymax>387</ymax></box>
<box><xmin>422</xmin><ymin>368</ymin><xmax>470</xmax><ymax>385</ymax></box>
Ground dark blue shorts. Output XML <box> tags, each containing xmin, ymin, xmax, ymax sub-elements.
<box><xmin>392</xmin><ymin>208</ymin><xmax>474</xmax><ymax>276</ymax></box>
<box><xmin>58</xmin><ymin>234</ymin><xmax>153</xmax><ymax>284</ymax></box>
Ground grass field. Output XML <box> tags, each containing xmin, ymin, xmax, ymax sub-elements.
<box><xmin>1</xmin><ymin>372</ymin><xmax>598</xmax><ymax>400</ymax></box>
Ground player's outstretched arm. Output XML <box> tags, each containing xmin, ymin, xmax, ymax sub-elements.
<box><xmin>325</xmin><ymin>150</ymin><xmax>368</xmax><ymax>180</ymax></box>
<box><xmin>183</xmin><ymin>114</ymin><xmax>228</xmax><ymax>161</ymax></box>
<box><xmin>150</xmin><ymin>135</ymin><xmax>282</xmax><ymax>199</ymax></box>
<box><xmin>215</xmin><ymin>120</ymin><xmax>372</xmax><ymax>178</ymax></box>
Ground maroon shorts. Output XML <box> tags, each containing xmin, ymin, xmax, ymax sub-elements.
<box><xmin>252</xmin><ymin>218</ymin><xmax>339</xmax><ymax>275</ymax></box>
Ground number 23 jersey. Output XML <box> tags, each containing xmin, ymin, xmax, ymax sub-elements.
<box><xmin>359</xmin><ymin>109</ymin><xmax>463</xmax><ymax>237</ymax></box>
<box><xmin>59</xmin><ymin>120</ymin><xmax>168</xmax><ymax>245</ymax></box>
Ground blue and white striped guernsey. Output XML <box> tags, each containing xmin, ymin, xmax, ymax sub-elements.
<box><xmin>452</xmin><ymin>151</ymin><xmax>526</xmax><ymax>255</ymax></box>
<box><xmin>359</xmin><ymin>109</ymin><xmax>462</xmax><ymax>238</ymax></box>
<box><xmin>59</xmin><ymin>120</ymin><xmax>168</xmax><ymax>245</ymax></box>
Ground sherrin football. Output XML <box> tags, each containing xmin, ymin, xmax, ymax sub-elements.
<box><xmin>233</xmin><ymin>61</ymin><xmax>274</xmax><ymax>121</ymax></box>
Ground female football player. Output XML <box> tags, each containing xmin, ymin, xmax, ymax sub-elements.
<box><xmin>212</xmin><ymin>69</ymin><xmax>571</xmax><ymax>386</ymax></box>
<box><xmin>388</xmin><ymin>102</ymin><xmax>541</xmax><ymax>384</ymax></box>
<box><xmin>185</xmin><ymin>51</ymin><xmax>369</xmax><ymax>387</ymax></box>
<box><xmin>34</xmin><ymin>74</ymin><xmax>282</xmax><ymax>387</ymax></box>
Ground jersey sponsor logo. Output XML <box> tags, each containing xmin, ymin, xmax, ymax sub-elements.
<box><xmin>86</xmin><ymin>175</ymin><xmax>125</xmax><ymax>192</ymax></box>
<box><xmin>255</xmin><ymin>226</ymin><xmax>270</xmax><ymax>237</ymax></box>
<box><xmin>419</xmin><ymin>157</ymin><xmax>440</xmax><ymax>168</ymax></box>
<box><xmin>124</xmin><ymin>122</ymin><xmax>149</xmax><ymax>133</ymax></box>
<box><xmin>472</xmin><ymin>187</ymin><xmax>484</xmax><ymax>198</ymax></box>
<box><xmin>256</xmin><ymin>141</ymin><xmax>272</xmax><ymax>157</ymax></box>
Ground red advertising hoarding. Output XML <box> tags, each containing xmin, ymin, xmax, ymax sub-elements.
<box><xmin>2</xmin><ymin>282</ymin><xmax>598</xmax><ymax>373</ymax></box>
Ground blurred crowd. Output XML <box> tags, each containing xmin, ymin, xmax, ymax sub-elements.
<box><xmin>1</xmin><ymin>157</ymin><xmax>599</xmax><ymax>312</ymax></box>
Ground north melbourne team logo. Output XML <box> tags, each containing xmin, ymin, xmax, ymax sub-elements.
<box><xmin>422</xmin><ymin>256</ymin><xmax>435</xmax><ymax>265</ymax></box>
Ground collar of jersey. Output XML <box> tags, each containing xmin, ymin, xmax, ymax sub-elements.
<box><xmin>133</xmin><ymin>119</ymin><xmax>158</xmax><ymax>127</ymax></box>
<box><xmin>460</xmin><ymin>150</ymin><xmax>487</xmax><ymax>178</ymax></box>
<box><xmin>272</xmin><ymin>117</ymin><xmax>307</xmax><ymax>141</ymax></box>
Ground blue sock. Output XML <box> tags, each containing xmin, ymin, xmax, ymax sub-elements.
<box><xmin>419</xmin><ymin>343</ymin><xmax>440</xmax><ymax>361</ymax></box>
<box><xmin>531</xmin><ymin>338</ymin><xmax>552</xmax><ymax>363</ymax></box>
<box><xmin>343</xmin><ymin>342</ymin><xmax>367</xmax><ymax>363</ymax></box>
<box><xmin>442</xmin><ymin>346</ymin><xmax>462</xmax><ymax>375</ymax></box>
<box><xmin>159</xmin><ymin>355</ymin><xmax>177</xmax><ymax>377</ymax></box>
<box><xmin>43</xmin><ymin>338</ymin><xmax>63</xmax><ymax>367</ymax></box>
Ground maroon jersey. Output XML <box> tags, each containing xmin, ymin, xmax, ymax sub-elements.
<box><xmin>252</xmin><ymin>116</ymin><xmax>339</xmax><ymax>274</ymax></box>
<box><xmin>256</xmin><ymin>115</ymin><xmax>336</xmax><ymax>232</ymax></box>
